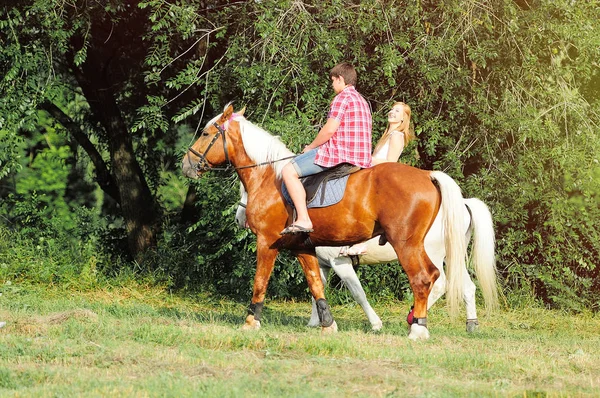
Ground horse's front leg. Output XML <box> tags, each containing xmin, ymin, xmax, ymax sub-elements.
<box><xmin>243</xmin><ymin>238</ymin><xmax>278</xmax><ymax>330</ymax></box>
<box><xmin>331</xmin><ymin>257</ymin><xmax>382</xmax><ymax>331</ymax></box>
<box><xmin>308</xmin><ymin>265</ymin><xmax>330</xmax><ymax>327</ymax></box>
<box><xmin>296</xmin><ymin>252</ymin><xmax>338</xmax><ymax>334</ymax></box>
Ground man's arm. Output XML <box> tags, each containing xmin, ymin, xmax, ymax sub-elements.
<box><xmin>303</xmin><ymin>118</ymin><xmax>340</xmax><ymax>153</ymax></box>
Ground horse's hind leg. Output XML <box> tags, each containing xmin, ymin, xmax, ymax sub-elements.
<box><xmin>428</xmin><ymin>267</ymin><xmax>446</xmax><ymax>309</ymax></box>
<box><xmin>396</xmin><ymin>243</ymin><xmax>439</xmax><ymax>340</ymax></box>
<box><xmin>463</xmin><ymin>271</ymin><xmax>479</xmax><ymax>332</ymax></box>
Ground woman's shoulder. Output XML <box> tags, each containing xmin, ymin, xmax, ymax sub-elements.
<box><xmin>389</xmin><ymin>130</ymin><xmax>405</xmax><ymax>139</ymax></box>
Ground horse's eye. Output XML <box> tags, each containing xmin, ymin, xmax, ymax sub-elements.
<box><xmin>201</xmin><ymin>131</ymin><xmax>209</xmax><ymax>136</ymax></box>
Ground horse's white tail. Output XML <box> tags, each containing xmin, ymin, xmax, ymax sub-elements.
<box><xmin>464</xmin><ymin>198</ymin><xmax>499</xmax><ymax>312</ymax></box>
<box><xmin>430</xmin><ymin>171</ymin><xmax>468</xmax><ymax>316</ymax></box>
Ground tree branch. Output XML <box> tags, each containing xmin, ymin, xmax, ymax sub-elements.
<box><xmin>39</xmin><ymin>100</ymin><xmax>121</xmax><ymax>203</ymax></box>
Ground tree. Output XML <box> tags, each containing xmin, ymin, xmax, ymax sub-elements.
<box><xmin>143</xmin><ymin>0</ymin><xmax>600</xmax><ymax>307</ymax></box>
<box><xmin>1</xmin><ymin>1</ymin><xmax>162</xmax><ymax>260</ymax></box>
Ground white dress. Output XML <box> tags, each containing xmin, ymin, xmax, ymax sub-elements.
<box><xmin>372</xmin><ymin>131</ymin><xmax>403</xmax><ymax>162</ymax></box>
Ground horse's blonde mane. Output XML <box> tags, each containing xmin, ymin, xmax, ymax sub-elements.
<box><xmin>237</xmin><ymin>118</ymin><xmax>295</xmax><ymax>178</ymax></box>
<box><xmin>203</xmin><ymin>107</ymin><xmax>295</xmax><ymax>178</ymax></box>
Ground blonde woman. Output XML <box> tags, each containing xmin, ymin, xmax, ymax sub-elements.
<box><xmin>371</xmin><ymin>101</ymin><xmax>415</xmax><ymax>165</ymax></box>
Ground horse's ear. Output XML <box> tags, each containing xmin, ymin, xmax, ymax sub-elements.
<box><xmin>236</xmin><ymin>106</ymin><xmax>246</xmax><ymax>116</ymax></box>
<box><xmin>220</xmin><ymin>104</ymin><xmax>234</xmax><ymax>123</ymax></box>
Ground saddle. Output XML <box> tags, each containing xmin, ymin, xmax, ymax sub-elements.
<box><xmin>282</xmin><ymin>163</ymin><xmax>361</xmax><ymax>209</ymax></box>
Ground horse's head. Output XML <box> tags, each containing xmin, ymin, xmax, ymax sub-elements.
<box><xmin>182</xmin><ymin>103</ymin><xmax>245</xmax><ymax>179</ymax></box>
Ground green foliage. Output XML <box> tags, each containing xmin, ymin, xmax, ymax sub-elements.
<box><xmin>1</xmin><ymin>0</ymin><xmax>599</xmax><ymax>310</ymax></box>
<box><xmin>132</xmin><ymin>0</ymin><xmax>600</xmax><ymax>307</ymax></box>
<box><xmin>0</xmin><ymin>130</ymin><xmax>22</xmax><ymax>179</ymax></box>
<box><xmin>462</xmin><ymin>0</ymin><xmax>600</xmax><ymax>310</ymax></box>
<box><xmin>0</xmin><ymin>200</ymin><xmax>106</xmax><ymax>288</ymax></box>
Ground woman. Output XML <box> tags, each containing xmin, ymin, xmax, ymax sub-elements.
<box><xmin>341</xmin><ymin>101</ymin><xmax>415</xmax><ymax>256</ymax></box>
<box><xmin>371</xmin><ymin>101</ymin><xmax>415</xmax><ymax>165</ymax></box>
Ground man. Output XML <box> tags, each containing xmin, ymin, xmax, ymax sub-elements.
<box><xmin>281</xmin><ymin>62</ymin><xmax>372</xmax><ymax>235</ymax></box>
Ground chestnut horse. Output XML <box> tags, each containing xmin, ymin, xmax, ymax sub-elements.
<box><xmin>182</xmin><ymin>104</ymin><xmax>497</xmax><ymax>339</ymax></box>
<box><xmin>236</xmin><ymin>185</ymin><xmax>497</xmax><ymax>333</ymax></box>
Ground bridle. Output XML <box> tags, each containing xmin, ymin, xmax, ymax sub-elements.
<box><xmin>187</xmin><ymin>122</ymin><xmax>232</xmax><ymax>172</ymax></box>
<box><xmin>186</xmin><ymin>119</ymin><xmax>296</xmax><ymax>173</ymax></box>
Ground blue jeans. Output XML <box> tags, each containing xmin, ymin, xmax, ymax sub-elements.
<box><xmin>290</xmin><ymin>149</ymin><xmax>329</xmax><ymax>177</ymax></box>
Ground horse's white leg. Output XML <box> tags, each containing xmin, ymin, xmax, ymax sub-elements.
<box><xmin>424</xmin><ymin>211</ymin><xmax>447</xmax><ymax>311</ymax></box>
<box><xmin>424</xmin><ymin>196</ymin><xmax>481</xmax><ymax>333</ymax></box>
<box><xmin>331</xmin><ymin>256</ymin><xmax>382</xmax><ymax>331</ymax></box>
<box><xmin>463</xmin><ymin>270</ymin><xmax>479</xmax><ymax>332</ymax></box>
<box><xmin>463</xmin><ymin>221</ymin><xmax>479</xmax><ymax>333</ymax></box>
<box><xmin>408</xmin><ymin>323</ymin><xmax>430</xmax><ymax>340</ymax></box>
<box><xmin>427</xmin><ymin>267</ymin><xmax>446</xmax><ymax>310</ymax></box>
<box><xmin>308</xmin><ymin>265</ymin><xmax>330</xmax><ymax>327</ymax></box>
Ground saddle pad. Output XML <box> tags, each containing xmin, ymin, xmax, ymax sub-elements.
<box><xmin>282</xmin><ymin>175</ymin><xmax>349</xmax><ymax>209</ymax></box>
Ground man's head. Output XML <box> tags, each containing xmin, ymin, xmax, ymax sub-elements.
<box><xmin>330</xmin><ymin>62</ymin><xmax>357</xmax><ymax>93</ymax></box>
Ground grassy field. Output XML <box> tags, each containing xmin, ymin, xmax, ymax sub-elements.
<box><xmin>1</xmin><ymin>282</ymin><xmax>599</xmax><ymax>397</ymax></box>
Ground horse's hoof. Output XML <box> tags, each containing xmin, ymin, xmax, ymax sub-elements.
<box><xmin>321</xmin><ymin>320</ymin><xmax>338</xmax><ymax>334</ymax></box>
<box><xmin>466</xmin><ymin>319</ymin><xmax>479</xmax><ymax>333</ymax></box>
<box><xmin>307</xmin><ymin>319</ymin><xmax>320</xmax><ymax>328</ymax></box>
<box><xmin>408</xmin><ymin>323</ymin><xmax>430</xmax><ymax>340</ymax></box>
<box><xmin>242</xmin><ymin>315</ymin><xmax>261</xmax><ymax>330</ymax></box>
<box><xmin>371</xmin><ymin>319</ymin><xmax>383</xmax><ymax>332</ymax></box>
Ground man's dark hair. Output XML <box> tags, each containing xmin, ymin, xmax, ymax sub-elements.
<box><xmin>330</xmin><ymin>62</ymin><xmax>357</xmax><ymax>86</ymax></box>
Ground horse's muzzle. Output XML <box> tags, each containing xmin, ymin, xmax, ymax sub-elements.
<box><xmin>182</xmin><ymin>158</ymin><xmax>200</xmax><ymax>179</ymax></box>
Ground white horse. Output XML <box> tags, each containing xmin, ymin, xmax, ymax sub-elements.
<box><xmin>235</xmin><ymin>183</ymin><xmax>496</xmax><ymax>332</ymax></box>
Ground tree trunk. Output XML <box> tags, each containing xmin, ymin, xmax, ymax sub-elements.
<box><xmin>181</xmin><ymin>185</ymin><xmax>200</xmax><ymax>223</ymax></box>
<box><xmin>69</xmin><ymin>46</ymin><xmax>158</xmax><ymax>262</ymax></box>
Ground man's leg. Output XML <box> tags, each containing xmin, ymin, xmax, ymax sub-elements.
<box><xmin>281</xmin><ymin>149</ymin><xmax>327</xmax><ymax>234</ymax></box>
<box><xmin>282</xmin><ymin>164</ymin><xmax>312</xmax><ymax>230</ymax></box>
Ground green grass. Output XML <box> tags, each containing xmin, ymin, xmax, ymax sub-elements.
<box><xmin>1</xmin><ymin>283</ymin><xmax>599</xmax><ymax>397</ymax></box>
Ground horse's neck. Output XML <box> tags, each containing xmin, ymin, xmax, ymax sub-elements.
<box><xmin>238</xmin><ymin>166</ymin><xmax>279</xmax><ymax>201</ymax></box>
<box><xmin>225</xmin><ymin>141</ymin><xmax>275</xmax><ymax>200</ymax></box>
<box><xmin>230</xmin><ymin>119</ymin><xmax>291</xmax><ymax>203</ymax></box>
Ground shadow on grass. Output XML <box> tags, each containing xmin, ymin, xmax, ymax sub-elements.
<box><xmin>153</xmin><ymin>303</ymin><xmax>390</xmax><ymax>333</ymax></box>
<box><xmin>101</xmin><ymin>294</ymin><xmax>417</xmax><ymax>335</ymax></box>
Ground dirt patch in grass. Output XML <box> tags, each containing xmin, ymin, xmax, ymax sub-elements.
<box><xmin>11</xmin><ymin>309</ymin><xmax>98</xmax><ymax>334</ymax></box>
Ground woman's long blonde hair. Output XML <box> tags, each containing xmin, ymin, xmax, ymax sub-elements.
<box><xmin>373</xmin><ymin>102</ymin><xmax>415</xmax><ymax>155</ymax></box>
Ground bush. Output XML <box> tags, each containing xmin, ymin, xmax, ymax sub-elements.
<box><xmin>0</xmin><ymin>195</ymin><xmax>107</xmax><ymax>288</ymax></box>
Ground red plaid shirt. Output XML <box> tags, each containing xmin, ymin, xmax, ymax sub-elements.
<box><xmin>315</xmin><ymin>86</ymin><xmax>372</xmax><ymax>168</ymax></box>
